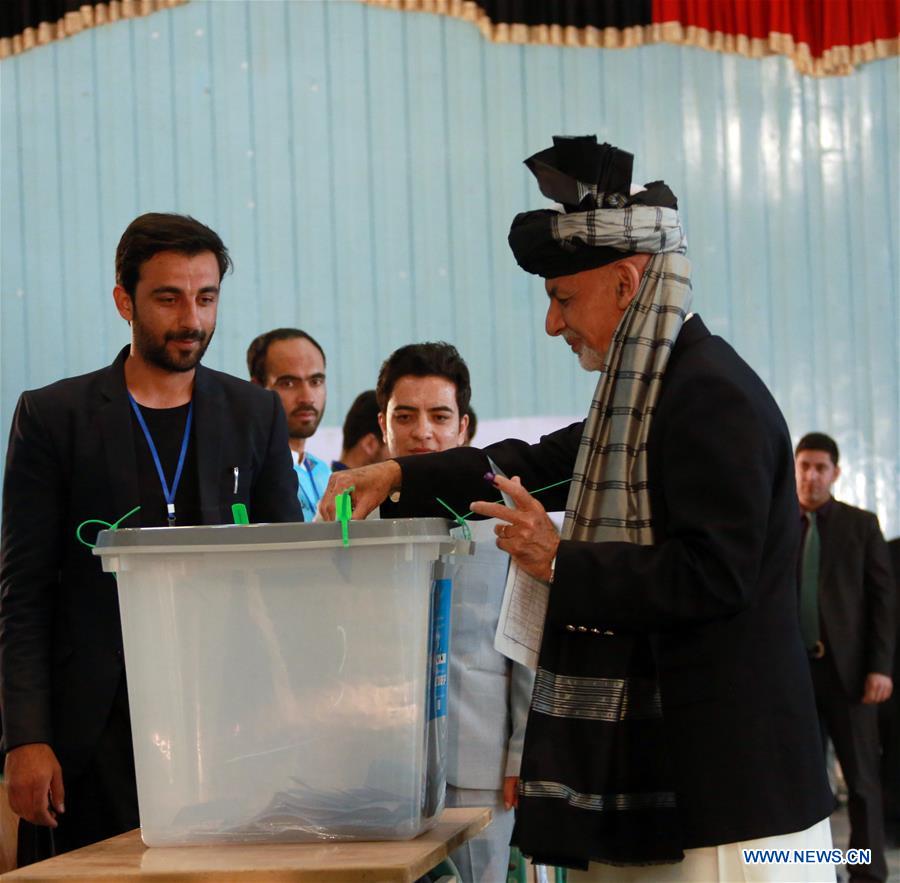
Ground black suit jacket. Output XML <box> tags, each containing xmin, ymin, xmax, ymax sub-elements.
<box><xmin>387</xmin><ymin>315</ymin><xmax>833</xmax><ymax>849</ymax></box>
<box><xmin>818</xmin><ymin>500</ymin><xmax>895</xmax><ymax>697</ymax></box>
<box><xmin>0</xmin><ymin>347</ymin><xmax>300</xmax><ymax>776</ymax></box>
<box><xmin>891</xmin><ymin>538</ymin><xmax>900</xmax><ymax>682</ymax></box>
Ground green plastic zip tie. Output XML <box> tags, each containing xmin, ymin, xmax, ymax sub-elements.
<box><xmin>461</xmin><ymin>475</ymin><xmax>573</xmax><ymax>519</ymax></box>
<box><xmin>336</xmin><ymin>485</ymin><xmax>355</xmax><ymax>547</ymax></box>
<box><xmin>529</xmin><ymin>476</ymin><xmax>574</xmax><ymax>496</ymax></box>
<box><xmin>231</xmin><ymin>503</ymin><xmax>250</xmax><ymax>525</ymax></box>
<box><xmin>76</xmin><ymin>505</ymin><xmax>142</xmax><ymax>550</ymax></box>
<box><xmin>435</xmin><ymin>496</ymin><xmax>472</xmax><ymax>541</ymax></box>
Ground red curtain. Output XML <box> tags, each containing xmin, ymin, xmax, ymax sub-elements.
<box><xmin>652</xmin><ymin>0</ymin><xmax>899</xmax><ymax>74</ymax></box>
<box><xmin>362</xmin><ymin>0</ymin><xmax>899</xmax><ymax>76</ymax></box>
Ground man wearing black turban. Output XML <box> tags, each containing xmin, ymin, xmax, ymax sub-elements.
<box><xmin>322</xmin><ymin>137</ymin><xmax>835</xmax><ymax>881</ymax></box>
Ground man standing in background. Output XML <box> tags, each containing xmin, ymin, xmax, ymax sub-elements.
<box><xmin>376</xmin><ymin>341</ymin><xmax>534</xmax><ymax>883</ymax></box>
<box><xmin>247</xmin><ymin>328</ymin><xmax>330</xmax><ymax>521</ymax></box>
<box><xmin>882</xmin><ymin>537</ymin><xmax>900</xmax><ymax>846</ymax></box>
<box><xmin>332</xmin><ymin>390</ymin><xmax>386</xmax><ymax>472</ymax></box>
<box><xmin>1</xmin><ymin>214</ymin><xmax>299</xmax><ymax>865</ymax></box>
<box><xmin>795</xmin><ymin>432</ymin><xmax>895</xmax><ymax>882</ymax></box>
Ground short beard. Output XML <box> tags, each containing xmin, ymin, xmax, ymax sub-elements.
<box><xmin>289</xmin><ymin>423</ymin><xmax>320</xmax><ymax>441</ymax></box>
<box><xmin>288</xmin><ymin>408</ymin><xmax>323</xmax><ymax>440</ymax></box>
<box><xmin>132</xmin><ymin>308</ymin><xmax>213</xmax><ymax>373</ymax></box>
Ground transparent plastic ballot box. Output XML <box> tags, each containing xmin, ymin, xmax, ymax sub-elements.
<box><xmin>93</xmin><ymin>518</ymin><xmax>462</xmax><ymax>847</ymax></box>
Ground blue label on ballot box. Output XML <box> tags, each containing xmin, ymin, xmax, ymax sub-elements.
<box><xmin>427</xmin><ymin>577</ymin><xmax>451</xmax><ymax>721</ymax></box>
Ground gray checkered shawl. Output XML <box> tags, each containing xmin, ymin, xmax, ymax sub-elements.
<box><xmin>563</xmin><ymin>251</ymin><xmax>692</xmax><ymax>542</ymax></box>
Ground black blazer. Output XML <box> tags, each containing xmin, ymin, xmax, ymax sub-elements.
<box><xmin>0</xmin><ymin>347</ymin><xmax>300</xmax><ymax>775</ymax></box>
<box><xmin>388</xmin><ymin>316</ymin><xmax>833</xmax><ymax>850</ymax></box>
<box><xmin>818</xmin><ymin>500</ymin><xmax>895</xmax><ymax>697</ymax></box>
<box><xmin>891</xmin><ymin>538</ymin><xmax>900</xmax><ymax>683</ymax></box>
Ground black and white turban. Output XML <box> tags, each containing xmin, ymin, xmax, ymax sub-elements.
<box><xmin>508</xmin><ymin>135</ymin><xmax>686</xmax><ymax>279</ymax></box>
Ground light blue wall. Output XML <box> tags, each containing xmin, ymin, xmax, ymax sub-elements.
<box><xmin>1</xmin><ymin>1</ymin><xmax>898</xmax><ymax>534</ymax></box>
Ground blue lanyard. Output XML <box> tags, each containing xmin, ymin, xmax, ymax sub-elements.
<box><xmin>128</xmin><ymin>393</ymin><xmax>193</xmax><ymax>524</ymax></box>
<box><xmin>298</xmin><ymin>457</ymin><xmax>323</xmax><ymax>516</ymax></box>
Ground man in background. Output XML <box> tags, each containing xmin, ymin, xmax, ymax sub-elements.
<box><xmin>377</xmin><ymin>341</ymin><xmax>533</xmax><ymax>883</ymax></box>
<box><xmin>247</xmin><ymin>328</ymin><xmax>330</xmax><ymax>521</ymax></box>
<box><xmin>796</xmin><ymin>432</ymin><xmax>895</xmax><ymax>882</ymax></box>
<box><xmin>1</xmin><ymin>214</ymin><xmax>299</xmax><ymax>865</ymax></box>
<box><xmin>332</xmin><ymin>390</ymin><xmax>386</xmax><ymax>472</ymax></box>
<box><xmin>881</xmin><ymin>537</ymin><xmax>900</xmax><ymax>845</ymax></box>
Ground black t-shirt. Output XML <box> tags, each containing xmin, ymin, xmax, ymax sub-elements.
<box><xmin>130</xmin><ymin>402</ymin><xmax>202</xmax><ymax>527</ymax></box>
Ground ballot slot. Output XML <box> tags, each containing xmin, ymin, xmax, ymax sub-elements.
<box><xmin>94</xmin><ymin>519</ymin><xmax>457</xmax><ymax>846</ymax></box>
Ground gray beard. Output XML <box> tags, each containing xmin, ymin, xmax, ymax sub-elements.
<box><xmin>577</xmin><ymin>345</ymin><xmax>606</xmax><ymax>372</ymax></box>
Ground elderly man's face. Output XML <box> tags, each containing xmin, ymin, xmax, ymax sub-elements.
<box><xmin>543</xmin><ymin>258</ymin><xmax>647</xmax><ymax>372</ymax></box>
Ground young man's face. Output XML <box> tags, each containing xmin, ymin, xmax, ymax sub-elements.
<box><xmin>114</xmin><ymin>250</ymin><xmax>220</xmax><ymax>372</ymax></box>
<box><xmin>795</xmin><ymin>449</ymin><xmax>840</xmax><ymax>511</ymax></box>
<box><xmin>379</xmin><ymin>375</ymin><xmax>468</xmax><ymax>458</ymax></box>
<box><xmin>261</xmin><ymin>338</ymin><xmax>327</xmax><ymax>441</ymax></box>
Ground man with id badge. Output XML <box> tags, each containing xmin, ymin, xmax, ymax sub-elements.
<box><xmin>0</xmin><ymin>213</ymin><xmax>300</xmax><ymax>867</ymax></box>
<box><xmin>246</xmin><ymin>328</ymin><xmax>331</xmax><ymax>522</ymax></box>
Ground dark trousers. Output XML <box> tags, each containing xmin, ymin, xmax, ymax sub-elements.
<box><xmin>812</xmin><ymin>654</ymin><xmax>887</xmax><ymax>882</ymax></box>
<box><xmin>16</xmin><ymin>676</ymin><xmax>138</xmax><ymax>868</ymax></box>
<box><xmin>879</xmin><ymin>688</ymin><xmax>900</xmax><ymax>843</ymax></box>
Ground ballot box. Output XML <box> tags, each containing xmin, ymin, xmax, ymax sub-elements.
<box><xmin>94</xmin><ymin>519</ymin><xmax>456</xmax><ymax>847</ymax></box>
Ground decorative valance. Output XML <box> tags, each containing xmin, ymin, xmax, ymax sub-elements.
<box><xmin>4</xmin><ymin>1</ymin><xmax>897</xmax><ymax>74</ymax></box>
<box><xmin>1</xmin><ymin>0</ymin><xmax>187</xmax><ymax>60</ymax></box>
<box><xmin>362</xmin><ymin>0</ymin><xmax>900</xmax><ymax>76</ymax></box>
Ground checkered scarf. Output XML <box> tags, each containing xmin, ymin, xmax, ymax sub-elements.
<box><xmin>509</xmin><ymin>137</ymin><xmax>695</xmax><ymax>868</ymax></box>
<box><xmin>563</xmin><ymin>241</ymin><xmax>690</xmax><ymax>544</ymax></box>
